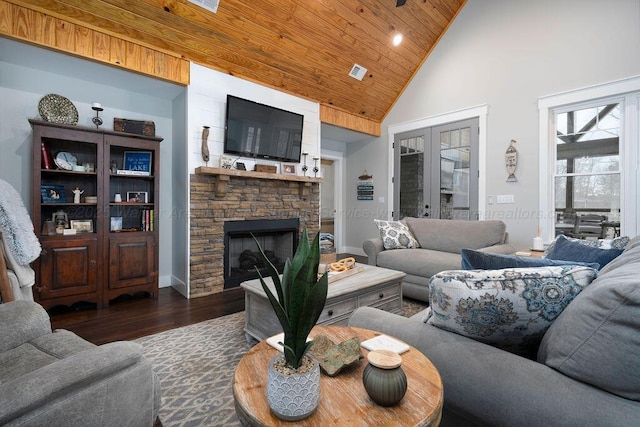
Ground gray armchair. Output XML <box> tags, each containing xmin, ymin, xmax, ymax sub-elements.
<box><xmin>0</xmin><ymin>301</ymin><xmax>161</xmax><ymax>426</ymax></box>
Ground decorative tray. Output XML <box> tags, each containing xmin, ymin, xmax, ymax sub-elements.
<box><xmin>38</xmin><ymin>94</ymin><xmax>78</xmax><ymax>125</ymax></box>
<box><xmin>326</xmin><ymin>265</ymin><xmax>364</xmax><ymax>284</ymax></box>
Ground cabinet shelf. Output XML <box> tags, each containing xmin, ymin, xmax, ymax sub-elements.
<box><xmin>42</xmin><ymin>169</ymin><xmax>97</xmax><ymax>176</ymax></box>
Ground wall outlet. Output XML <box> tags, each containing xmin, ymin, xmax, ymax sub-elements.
<box><xmin>496</xmin><ymin>194</ymin><xmax>515</xmax><ymax>204</ymax></box>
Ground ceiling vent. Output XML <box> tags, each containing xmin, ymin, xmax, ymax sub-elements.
<box><xmin>187</xmin><ymin>0</ymin><xmax>219</xmax><ymax>14</ymax></box>
<box><xmin>348</xmin><ymin>64</ymin><xmax>367</xmax><ymax>81</ymax></box>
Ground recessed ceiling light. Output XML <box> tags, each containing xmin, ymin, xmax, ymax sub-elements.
<box><xmin>392</xmin><ymin>34</ymin><xmax>403</xmax><ymax>46</ymax></box>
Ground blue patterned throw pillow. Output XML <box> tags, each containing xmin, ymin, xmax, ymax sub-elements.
<box><xmin>460</xmin><ymin>248</ymin><xmax>600</xmax><ymax>270</ymax></box>
<box><xmin>374</xmin><ymin>219</ymin><xmax>420</xmax><ymax>250</ymax></box>
<box><xmin>546</xmin><ymin>235</ymin><xmax>623</xmax><ymax>269</ymax></box>
<box><xmin>427</xmin><ymin>266</ymin><xmax>598</xmax><ymax>356</ymax></box>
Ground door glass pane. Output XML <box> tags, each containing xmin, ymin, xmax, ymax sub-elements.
<box><xmin>441</xmin><ymin>129</ymin><xmax>470</xmax><ymax>219</ymax></box>
<box><xmin>554</xmin><ymin>102</ymin><xmax>621</xmax><ymax>238</ymax></box>
<box><xmin>399</xmin><ymin>136</ymin><xmax>425</xmax><ymax>219</ymax></box>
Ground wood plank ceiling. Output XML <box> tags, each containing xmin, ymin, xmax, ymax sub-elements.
<box><xmin>7</xmin><ymin>0</ymin><xmax>465</xmax><ymax>128</ymax></box>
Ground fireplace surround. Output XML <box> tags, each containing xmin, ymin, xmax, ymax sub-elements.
<box><xmin>223</xmin><ymin>218</ymin><xmax>299</xmax><ymax>289</ymax></box>
<box><xmin>190</xmin><ymin>168</ymin><xmax>320</xmax><ymax>298</ymax></box>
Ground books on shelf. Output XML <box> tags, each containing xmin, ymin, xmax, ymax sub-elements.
<box><xmin>140</xmin><ymin>209</ymin><xmax>154</xmax><ymax>231</ymax></box>
<box><xmin>116</xmin><ymin>169</ymin><xmax>150</xmax><ymax>176</ymax></box>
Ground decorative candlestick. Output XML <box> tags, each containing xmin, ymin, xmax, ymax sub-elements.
<box><xmin>313</xmin><ymin>157</ymin><xmax>319</xmax><ymax>178</ymax></box>
<box><xmin>91</xmin><ymin>102</ymin><xmax>103</xmax><ymax>129</ymax></box>
<box><xmin>301</xmin><ymin>152</ymin><xmax>309</xmax><ymax>177</ymax></box>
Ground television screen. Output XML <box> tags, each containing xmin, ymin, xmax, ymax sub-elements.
<box><xmin>224</xmin><ymin>95</ymin><xmax>303</xmax><ymax>163</ymax></box>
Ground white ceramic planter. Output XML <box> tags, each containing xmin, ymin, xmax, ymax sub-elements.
<box><xmin>266</xmin><ymin>354</ymin><xmax>320</xmax><ymax>421</ymax></box>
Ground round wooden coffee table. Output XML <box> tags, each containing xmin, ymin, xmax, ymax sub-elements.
<box><xmin>233</xmin><ymin>325</ymin><xmax>443</xmax><ymax>426</ymax></box>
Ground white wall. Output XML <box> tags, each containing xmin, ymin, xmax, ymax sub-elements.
<box><xmin>343</xmin><ymin>0</ymin><xmax>640</xmax><ymax>252</ymax></box>
<box><xmin>0</xmin><ymin>38</ymin><xmax>185</xmax><ymax>288</ymax></box>
<box><xmin>186</xmin><ymin>63</ymin><xmax>321</xmax><ymax>174</ymax></box>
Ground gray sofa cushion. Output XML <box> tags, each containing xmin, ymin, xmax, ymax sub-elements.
<box><xmin>538</xmin><ymin>242</ymin><xmax>640</xmax><ymax>401</ymax></box>
<box><xmin>376</xmin><ymin>248</ymin><xmax>461</xmax><ymax>279</ymax></box>
<box><xmin>404</xmin><ymin>217</ymin><xmax>506</xmax><ymax>253</ymax></box>
<box><xmin>349</xmin><ymin>306</ymin><xmax>640</xmax><ymax>427</ymax></box>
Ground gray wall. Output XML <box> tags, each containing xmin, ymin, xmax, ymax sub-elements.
<box><xmin>343</xmin><ymin>0</ymin><xmax>640</xmax><ymax>252</ymax></box>
<box><xmin>0</xmin><ymin>38</ymin><xmax>185</xmax><ymax>288</ymax></box>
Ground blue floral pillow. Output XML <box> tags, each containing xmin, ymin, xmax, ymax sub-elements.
<box><xmin>426</xmin><ymin>266</ymin><xmax>598</xmax><ymax>356</ymax></box>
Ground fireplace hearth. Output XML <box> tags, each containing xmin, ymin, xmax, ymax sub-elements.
<box><xmin>223</xmin><ymin>218</ymin><xmax>300</xmax><ymax>289</ymax></box>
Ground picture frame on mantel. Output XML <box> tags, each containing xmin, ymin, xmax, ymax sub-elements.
<box><xmin>281</xmin><ymin>163</ymin><xmax>297</xmax><ymax>175</ymax></box>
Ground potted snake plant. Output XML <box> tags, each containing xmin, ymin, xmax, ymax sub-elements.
<box><xmin>254</xmin><ymin>227</ymin><xmax>328</xmax><ymax>421</ymax></box>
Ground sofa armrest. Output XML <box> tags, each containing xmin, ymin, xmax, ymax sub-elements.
<box><xmin>0</xmin><ymin>301</ymin><xmax>51</xmax><ymax>352</ymax></box>
<box><xmin>477</xmin><ymin>243</ymin><xmax>516</xmax><ymax>255</ymax></box>
<box><xmin>0</xmin><ymin>341</ymin><xmax>154</xmax><ymax>425</ymax></box>
<box><xmin>363</xmin><ymin>238</ymin><xmax>384</xmax><ymax>265</ymax></box>
<box><xmin>349</xmin><ymin>307</ymin><xmax>640</xmax><ymax>427</ymax></box>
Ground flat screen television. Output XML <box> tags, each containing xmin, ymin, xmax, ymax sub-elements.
<box><xmin>224</xmin><ymin>95</ymin><xmax>303</xmax><ymax>163</ymax></box>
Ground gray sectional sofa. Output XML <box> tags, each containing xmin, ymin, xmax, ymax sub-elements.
<box><xmin>363</xmin><ymin>218</ymin><xmax>515</xmax><ymax>301</ymax></box>
<box><xmin>350</xmin><ymin>236</ymin><xmax>640</xmax><ymax>426</ymax></box>
<box><xmin>0</xmin><ymin>301</ymin><xmax>161</xmax><ymax>426</ymax></box>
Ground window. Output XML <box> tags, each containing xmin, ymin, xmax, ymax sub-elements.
<box><xmin>553</xmin><ymin>102</ymin><xmax>621</xmax><ymax>237</ymax></box>
<box><xmin>539</xmin><ymin>76</ymin><xmax>640</xmax><ymax>242</ymax></box>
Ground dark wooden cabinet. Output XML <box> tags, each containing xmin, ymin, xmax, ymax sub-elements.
<box><xmin>30</xmin><ymin>119</ymin><xmax>161</xmax><ymax>310</ymax></box>
<box><xmin>38</xmin><ymin>238</ymin><xmax>98</xmax><ymax>303</ymax></box>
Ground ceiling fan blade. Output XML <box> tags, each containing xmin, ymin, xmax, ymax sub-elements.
<box><xmin>396</xmin><ymin>0</ymin><xmax>407</xmax><ymax>6</ymax></box>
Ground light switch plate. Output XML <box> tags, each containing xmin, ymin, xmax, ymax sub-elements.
<box><xmin>496</xmin><ymin>194</ymin><xmax>515</xmax><ymax>204</ymax></box>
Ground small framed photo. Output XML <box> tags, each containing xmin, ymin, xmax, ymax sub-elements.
<box><xmin>123</xmin><ymin>151</ymin><xmax>152</xmax><ymax>174</ymax></box>
<box><xmin>41</xmin><ymin>184</ymin><xmax>67</xmax><ymax>203</ymax></box>
<box><xmin>110</xmin><ymin>216</ymin><xmax>123</xmax><ymax>231</ymax></box>
<box><xmin>127</xmin><ymin>191</ymin><xmax>148</xmax><ymax>203</ymax></box>
<box><xmin>70</xmin><ymin>219</ymin><xmax>93</xmax><ymax>233</ymax></box>
<box><xmin>281</xmin><ymin>163</ymin><xmax>297</xmax><ymax>175</ymax></box>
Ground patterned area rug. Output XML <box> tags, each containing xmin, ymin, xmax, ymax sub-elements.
<box><xmin>135</xmin><ymin>298</ymin><xmax>427</xmax><ymax>426</ymax></box>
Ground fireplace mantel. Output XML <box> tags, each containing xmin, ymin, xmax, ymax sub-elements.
<box><xmin>195</xmin><ymin>166</ymin><xmax>322</xmax><ymax>197</ymax></box>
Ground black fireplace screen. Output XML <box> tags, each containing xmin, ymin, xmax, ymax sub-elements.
<box><xmin>223</xmin><ymin>218</ymin><xmax>299</xmax><ymax>289</ymax></box>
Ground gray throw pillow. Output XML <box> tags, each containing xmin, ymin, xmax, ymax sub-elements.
<box><xmin>545</xmin><ymin>235</ymin><xmax>622</xmax><ymax>269</ymax></box>
<box><xmin>538</xmin><ymin>245</ymin><xmax>640</xmax><ymax>401</ymax></box>
<box><xmin>373</xmin><ymin>219</ymin><xmax>420</xmax><ymax>250</ymax></box>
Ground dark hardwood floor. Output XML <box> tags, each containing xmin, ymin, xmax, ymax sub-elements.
<box><xmin>50</xmin><ymin>287</ymin><xmax>245</xmax><ymax>345</ymax></box>
<box><xmin>49</xmin><ymin>253</ymin><xmax>367</xmax><ymax>345</ymax></box>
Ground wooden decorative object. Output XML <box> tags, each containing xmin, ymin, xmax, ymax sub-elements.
<box><xmin>255</xmin><ymin>164</ymin><xmax>277</xmax><ymax>173</ymax></box>
<box><xmin>114</xmin><ymin>118</ymin><xmax>156</xmax><ymax>136</ymax></box>
<box><xmin>201</xmin><ymin>126</ymin><xmax>210</xmax><ymax>165</ymax></box>
<box><xmin>0</xmin><ymin>244</ymin><xmax>16</xmax><ymax>303</ymax></box>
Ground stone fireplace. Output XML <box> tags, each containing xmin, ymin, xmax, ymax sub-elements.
<box><xmin>189</xmin><ymin>168</ymin><xmax>320</xmax><ymax>298</ymax></box>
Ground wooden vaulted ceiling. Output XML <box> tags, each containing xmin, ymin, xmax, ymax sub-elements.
<box><xmin>2</xmin><ymin>0</ymin><xmax>465</xmax><ymax>134</ymax></box>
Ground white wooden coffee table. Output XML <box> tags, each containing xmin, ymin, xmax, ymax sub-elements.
<box><xmin>240</xmin><ymin>264</ymin><xmax>406</xmax><ymax>342</ymax></box>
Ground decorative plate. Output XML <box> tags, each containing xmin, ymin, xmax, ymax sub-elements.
<box><xmin>38</xmin><ymin>94</ymin><xmax>79</xmax><ymax>125</ymax></box>
<box><xmin>54</xmin><ymin>151</ymin><xmax>77</xmax><ymax>171</ymax></box>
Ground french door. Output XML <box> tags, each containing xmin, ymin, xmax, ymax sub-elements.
<box><xmin>393</xmin><ymin>118</ymin><xmax>479</xmax><ymax>220</ymax></box>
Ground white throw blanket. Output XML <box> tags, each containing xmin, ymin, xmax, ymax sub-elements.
<box><xmin>0</xmin><ymin>179</ymin><xmax>41</xmax><ymax>268</ymax></box>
